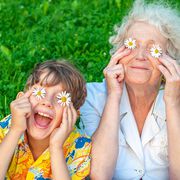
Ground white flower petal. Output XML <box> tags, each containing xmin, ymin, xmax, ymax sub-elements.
<box><xmin>32</xmin><ymin>87</ymin><xmax>46</xmax><ymax>100</ymax></box>
<box><xmin>57</xmin><ymin>91</ymin><xmax>71</xmax><ymax>106</ymax></box>
<box><xmin>150</xmin><ymin>44</ymin><xmax>162</xmax><ymax>58</ymax></box>
<box><xmin>124</xmin><ymin>38</ymin><xmax>136</xmax><ymax>49</ymax></box>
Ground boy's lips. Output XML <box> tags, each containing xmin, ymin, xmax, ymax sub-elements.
<box><xmin>34</xmin><ymin>111</ymin><xmax>53</xmax><ymax>129</ymax></box>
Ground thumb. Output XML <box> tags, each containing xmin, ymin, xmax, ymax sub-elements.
<box><xmin>16</xmin><ymin>92</ymin><xmax>24</xmax><ymax>99</ymax></box>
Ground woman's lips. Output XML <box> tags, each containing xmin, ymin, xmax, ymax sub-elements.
<box><xmin>130</xmin><ymin>66</ymin><xmax>150</xmax><ymax>70</ymax></box>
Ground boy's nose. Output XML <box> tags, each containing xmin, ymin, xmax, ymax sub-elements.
<box><xmin>40</xmin><ymin>99</ymin><xmax>53</xmax><ymax>108</ymax></box>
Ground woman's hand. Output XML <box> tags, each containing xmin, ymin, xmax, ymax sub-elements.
<box><xmin>103</xmin><ymin>46</ymin><xmax>131</xmax><ymax>98</ymax></box>
<box><xmin>50</xmin><ymin>104</ymin><xmax>77</xmax><ymax>149</ymax></box>
<box><xmin>157</xmin><ymin>54</ymin><xmax>180</xmax><ymax>106</ymax></box>
<box><xmin>10</xmin><ymin>89</ymin><xmax>32</xmax><ymax>134</ymax></box>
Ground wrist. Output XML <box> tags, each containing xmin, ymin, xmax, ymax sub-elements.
<box><xmin>107</xmin><ymin>93</ymin><xmax>122</xmax><ymax>101</ymax></box>
<box><xmin>49</xmin><ymin>144</ymin><xmax>63</xmax><ymax>154</ymax></box>
<box><xmin>9</xmin><ymin>128</ymin><xmax>23</xmax><ymax>139</ymax></box>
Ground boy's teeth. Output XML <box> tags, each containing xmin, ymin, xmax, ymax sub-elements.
<box><xmin>38</xmin><ymin>112</ymin><xmax>51</xmax><ymax>118</ymax></box>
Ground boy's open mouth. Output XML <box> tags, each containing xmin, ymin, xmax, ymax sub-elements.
<box><xmin>34</xmin><ymin>112</ymin><xmax>53</xmax><ymax>129</ymax></box>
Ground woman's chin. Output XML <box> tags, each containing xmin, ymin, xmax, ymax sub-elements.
<box><xmin>125</xmin><ymin>76</ymin><xmax>151</xmax><ymax>85</ymax></box>
<box><xmin>125</xmin><ymin>71</ymin><xmax>152</xmax><ymax>85</ymax></box>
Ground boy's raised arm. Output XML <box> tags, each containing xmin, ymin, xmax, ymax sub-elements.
<box><xmin>50</xmin><ymin>104</ymin><xmax>77</xmax><ymax>180</ymax></box>
<box><xmin>0</xmin><ymin>90</ymin><xmax>32</xmax><ymax>179</ymax></box>
<box><xmin>0</xmin><ymin>127</ymin><xmax>23</xmax><ymax>179</ymax></box>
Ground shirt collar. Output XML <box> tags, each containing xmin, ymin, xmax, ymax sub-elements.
<box><xmin>120</xmin><ymin>83</ymin><xmax>166</xmax><ymax>120</ymax></box>
<box><xmin>151</xmin><ymin>88</ymin><xmax>166</xmax><ymax>120</ymax></box>
<box><xmin>103</xmin><ymin>79</ymin><xmax>166</xmax><ymax>121</ymax></box>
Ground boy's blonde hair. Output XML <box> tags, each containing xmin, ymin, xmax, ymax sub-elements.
<box><xmin>25</xmin><ymin>60</ymin><xmax>86</xmax><ymax>110</ymax></box>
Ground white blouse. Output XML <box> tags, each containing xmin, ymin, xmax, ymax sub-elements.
<box><xmin>80</xmin><ymin>80</ymin><xmax>169</xmax><ymax>180</ymax></box>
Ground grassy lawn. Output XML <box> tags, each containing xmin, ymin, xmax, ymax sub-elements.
<box><xmin>0</xmin><ymin>0</ymin><xmax>180</xmax><ymax>118</ymax></box>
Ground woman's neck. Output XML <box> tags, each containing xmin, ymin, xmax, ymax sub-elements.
<box><xmin>27</xmin><ymin>134</ymin><xmax>49</xmax><ymax>161</ymax></box>
<box><xmin>126</xmin><ymin>83</ymin><xmax>159</xmax><ymax>107</ymax></box>
<box><xmin>126</xmin><ymin>83</ymin><xmax>159</xmax><ymax>135</ymax></box>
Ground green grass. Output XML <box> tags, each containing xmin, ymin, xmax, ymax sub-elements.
<box><xmin>0</xmin><ymin>0</ymin><xmax>180</xmax><ymax>119</ymax></box>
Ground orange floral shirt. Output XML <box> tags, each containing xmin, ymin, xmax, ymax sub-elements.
<box><xmin>0</xmin><ymin>115</ymin><xmax>91</xmax><ymax>180</ymax></box>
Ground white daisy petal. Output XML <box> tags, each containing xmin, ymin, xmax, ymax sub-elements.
<box><xmin>57</xmin><ymin>91</ymin><xmax>71</xmax><ymax>107</ymax></box>
<box><xmin>32</xmin><ymin>87</ymin><xmax>46</xmax><ymax>100</ymax></box>
<box><xmin>150</xmin><ymin>44</ymin><xmax>162</xmax><ymax>58</ymax></box>
<box><xmin>124</xmin><ymin>38</ymin><xmax>136</xmax><ymax>49</ymax></box>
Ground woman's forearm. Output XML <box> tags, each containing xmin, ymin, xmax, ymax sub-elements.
<box><xmin>90</xmin><ymin>94</ymin><xmax>121</xmax><ymax>180</ymax></box>
<box><xmin>50</xmin><ymin>146</ymin><xmax>71</xmax><ymax>180</ymax></box>
<box><xmin>166</xmin><ymin>103</ymin><xmax>180</xmax><ymax>180</ymax></box>
<box><xmin>0</xmin><ymin>129</ymin><xmax>22</xmax><ymax>179</ymax></box>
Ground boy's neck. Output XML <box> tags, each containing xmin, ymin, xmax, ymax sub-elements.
<box><xmin>27</xmin><ymin>133</ymin><xmax>49</xmax><ymax>161</ymax></box>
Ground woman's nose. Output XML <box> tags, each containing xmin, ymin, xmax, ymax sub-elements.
<box><xmin>136</xmin><ymin>46</ymin><xmax>147</xmax><ymax>61</ymax></box>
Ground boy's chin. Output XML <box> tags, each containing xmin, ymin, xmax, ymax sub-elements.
<box><xmin>26</xmin><ymin>126</ymin><xmax>52</xmax><ymax>141</ymax></box>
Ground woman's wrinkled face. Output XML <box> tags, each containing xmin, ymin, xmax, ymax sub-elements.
<box><xmin>120</xmin><ymin>22</ymin><xmax>167</xmax><ymax>86</ymax></box>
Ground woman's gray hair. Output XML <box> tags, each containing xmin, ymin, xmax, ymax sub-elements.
<box><xmin>109</xmin><ymin>0</ymin><xmax>180</xmax><ymax>63</ymax></box>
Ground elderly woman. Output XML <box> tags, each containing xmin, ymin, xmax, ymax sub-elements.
<box><xmin>80</xmin><ymin>0</ymin><xmax>180</xmax><ymax>179</ymax></box>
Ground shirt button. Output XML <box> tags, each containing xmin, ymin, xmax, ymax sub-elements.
<box><xmin>134</xmin><ymin>169</ymin><xmax>144</xmax><ymax>174</ymax></box>
<box><xmin>138</xmin><ymin>170</ymin><xmax>143</xmax><ymax>174</ymax></box>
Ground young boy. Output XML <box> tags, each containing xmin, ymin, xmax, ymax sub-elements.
<box><xmin>0</xmin><ymin>60</ymin><xmax>91</xmax><ymax>180</ymax></box>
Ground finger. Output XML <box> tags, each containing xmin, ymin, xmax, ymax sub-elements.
<box><xmin>107</xmin><ymin>48</ymin><xmax>131</xmax><ymax>67</ymax></box>
<box><xmin>26</xmin><ymin>112</ymin><xmax>31</xmax><ymax>118</ymax></box>
<box><xmin>158</xmin><ymin>65</ymin><xmax>171</xmax><ymax>80</ymax></box>
<box><xmin>70</xmin><ymin>104</ymin><xmax>77</xmax><ymax>126</ymax></box>
<box><xmin>162</xmin><ymin>54</ymin><xmax>180</xmax><ymax>75</ymax></box>
<box><xmin>104</xmin><ymin>64</ymin><xmax>124</xmax><ymax>76</ymax></box>
<box><xmin>117</xmin><ymin>72</ymin><xmax>125</xmax><ymax>82</ymax></box>
<box><xmin>23</xmin><ymin>88</ymin><xmax>33</xmax><ymax>98</ymax></box>
<box><xmin>61</xmin><ymin>107</ymin><xmax>68</xmax><ymax>130</ymax></box>
<box><xmin>104</xmin><ymin>67</ymin><xmax>124</xmax><ymax>79</ymax></box>
<box><xmin>158</xmin><ymin>57</ymin><xmax>178</xmax><ymax>77</ymax></box>
<box><xmin>67</xmin><ymin>106</ymin><xmax>73</xmax><ymax>130</ymax></box>
<box><xmin>105</xmin><ymin>64</ymin><xmax>123</xmax><ymax>72</ymax></box>
<box><xmin>14</xmin><ymin>97</ymin><xmax>31</xmax><ymax>104</ymax></box>
<box><xmin>112</xmin><ymin>46</ymin><xmax>126</xmax><ymax>56</ymax></box>
<box><xmin>15</xmin><ymin>104</ymin><xmax>32</xmax><ymax>109</ymax></box>
<box><xmin>147</xmin><ymin>54</ymin><xmax>161</xmax><ymax>66</ymax></box>
<box><xmin>16</xmin><ymin>92</ymin><xmax>24</xmax><ymax>99</ymax></box>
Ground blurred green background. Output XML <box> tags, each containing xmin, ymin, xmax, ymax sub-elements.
<box><xmin>0</xmin><ymin>0</ymin><xmax>180</xmax><ymax>118</ymax></box>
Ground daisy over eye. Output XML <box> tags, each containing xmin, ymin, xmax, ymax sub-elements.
<box><xmin>150</xmin><ymin>44</ymin><xmax>162</xmax><ymax>58</ymax></box>
<box><xmin>57</xmin><ymin>91</ymin><xmax>71</xmax><ymax>107</ymax></box>
<box><xmin>124</xmin><ymin>38</ymin><xmax>136</xmax><ymax>49</ymax></box>
<box><xmin>32</xmin><ymin>87</ymin><xmax>46</xmax><ymax>100</ymax></box>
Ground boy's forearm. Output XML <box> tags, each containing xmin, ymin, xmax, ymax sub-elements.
<box><xmin>50</xmin><ymin>146</ymin><xmax>71</xmax><ymax>180</ymax></box>
<box><xmin>0</xmin><ymin>129</ymin><xmax>22</xmax><ymax>179</ymax></box>
<box><xmin>166</xmin><ymin>104</ymin><xmax>180</xmax><ymax>179</ymax></box>
<box><xmin>90</xmin><ymin>94</ymin><xmax>120</xmax><ymax>180</ymax></box>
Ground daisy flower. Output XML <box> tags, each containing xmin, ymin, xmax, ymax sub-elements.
<box><xmin>32</xmin><ymin>87</ymin><xmax>46</xmax><ymax>100</ymax></box>
<box><xmin>150</xmin><ymin>44</ymin><xmax>162</xmax><ymax>58</ymax></box>
<box><xmin>57</xmin><ymin>91</ymin><xmax>71</xmax><ymax>107</ymax></box>
<box><xmin>124</xmin><ymin>38</ymin><xmax>136</xmax><ymax>49</ymax></box>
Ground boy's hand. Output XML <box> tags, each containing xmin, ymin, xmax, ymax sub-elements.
<box><xmin>50</xmin><ymin>104</ymin><xmax>77</xmax><ymax>149</ymax></box>
<box><xmin>10</xmin><ymin>89</ymin><xmax>32</xmax><ymax>134</ymax></box>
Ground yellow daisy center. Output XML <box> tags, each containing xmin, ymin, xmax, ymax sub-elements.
<box><xmin>61</xmin><ymin>96</ymin><xmax>67</xmax><ymax>102</ymax></box>
<box><xmin>155</xmin><ymin>49</ymin><xmax>159</xmax><ymax>54</ymax></box>
<box><xmin>37</xmin><ymin>91</ymin><xmax>42</xmax><ymax>96</ymax></box>
<box><xmin>128</xmin><ymin>42</ymin><xmax>133</xmax><ymax>46</ymax></box>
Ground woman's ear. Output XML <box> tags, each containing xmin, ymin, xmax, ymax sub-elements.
<box><xmin>16</xmin><ymin>91</ymin><xmax>24</xmax><ymax>99</ymax></box>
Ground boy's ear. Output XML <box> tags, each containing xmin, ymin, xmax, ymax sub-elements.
<box><xmin>16</xmin><ymin>91</ymin><xmax>24</xmax><ymax>99</ymax></box>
